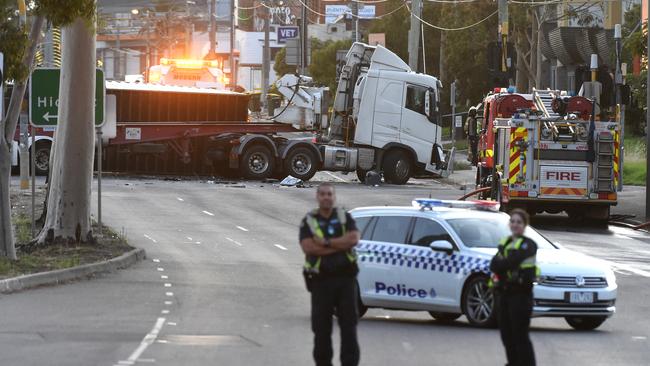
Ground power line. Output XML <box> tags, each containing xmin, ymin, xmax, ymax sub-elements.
<box><xmin>404</xmin><ymin>1</ymin><xmax>498</xmax><ymax>31</ymax></box>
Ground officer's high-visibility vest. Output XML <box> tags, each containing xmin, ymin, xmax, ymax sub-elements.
<box><xmin>304</xmin><ymin>208</ymin><xmax>356</xmax><ymax>273</ymax></box>
<box><xmin>498</xmin><ymin>236</ymin><xmax>540</xmax><ymax>280</ymax></box>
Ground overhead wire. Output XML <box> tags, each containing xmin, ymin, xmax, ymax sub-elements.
<box><xmin>404</xmin><ymin>1</ymin><xmax>498</xmax><ymax>31</ymax></box>
<box><xmin>291</xmin><ymin>0</ymin><xmax>405</xmax><ymax>19</ymax></box>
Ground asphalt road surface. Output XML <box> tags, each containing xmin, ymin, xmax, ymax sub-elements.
<box><xmin>2</xmin><ymin>173</ymin><xmax>650</xmax><ymax>366</ymax></box>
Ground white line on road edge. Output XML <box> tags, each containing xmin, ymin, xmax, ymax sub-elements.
<box><xmin>202</xmin><ymin>210</ymin><xmax>215</xmax><ymax>216</ymax></box>
<box><xmin>144</xmin><ymin>234</ymin><xmax>157</xmax><ymax>243</ymax></box>
<box><xmin>236</xmin><ymin>225</ymin><xmax>249</xmax><ymax>232</ymax></box>
<box><xmin>177</xmin><ymin>197</ymin><xmax>184</xmax><ymax>202</ymax></box>
<box><xmin>325</xmin><ymin>171</ymin><xmax>348</xmax><ymax>183</ymax></box>
<box><xmin>226</xmin><ymin>237</ymin><xmax>243</xmax><ymax>246</ymax></box>
<box><xmin>274</xmin><ymin>244</ymin><xmax>288</xmax><ymax>251</ymax></box>
<box><xmin>117</xmin><ymin>317</ymin><xmax>166</xmax><ymax>365</ymax></box>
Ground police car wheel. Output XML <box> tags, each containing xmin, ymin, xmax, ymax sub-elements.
<box><xmin>428</xmin><ymin>312</ymin><xmax>461</xmax><ymax>322</ymax></box>
<box><xmin>565</xmin><ymin>316</ymin><xmax>607</xmax><ymax>331</ymax></box>
<box><xmin>462</xmin><ymin>276</ymin><xmax>497</xmax><ymax>328</ymax></box>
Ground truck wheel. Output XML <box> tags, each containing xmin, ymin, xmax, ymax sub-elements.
<box><xmin>565</xmin><ymin>316</ymin><xmax>607</xmax><ymax>331</ymax></box>
<box><xmin>462</xmin><ymin>275</ymin><xmax>497</xmax><ymax>328</ymax></box>
<box><xmin>383</xmin><ymin>150</ymin><xmax>412</xmax><ymax>185</ymax></box>
<box><xmin>356</xmin><ymin>169</ymin><xmax>367</xmax><ymax>183</ymax></box>
<box><xmin>284</xmin><ymin>147</ymin><xmax>318</xmax><ymax>181</ymax></box>
<box><xmin>33</xmin><ymin>142</ymin><xmax>51</xmax><ymax>176</ymax></box>
<box><xmin>240</xmin><ymin>145</ymin><xmax>275</xmax><ymax>180</ymax></box>
<box><xmin>585</xmin><ymin>206</ymin><xmax>610</xmax><ymax>225</ymax></box>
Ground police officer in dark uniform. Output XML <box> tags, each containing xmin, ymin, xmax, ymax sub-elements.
<box><xmin>490</xmin><ymin>209</ymin><xmax>538</xmax><ymax>366</ymax></box>
<box><xmin>299</xmin><ymin>183</ymin><xmax>361</xmax><ymax>366</ymax></box>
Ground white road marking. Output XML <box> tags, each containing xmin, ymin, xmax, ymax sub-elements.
<box><xmin>632</xmin><ymin>336</ymin><xmax>647</xmax><ymax>341</ymax></box>
<box><xmin>202</xmin><ymin>210</ymin><xmax>215</xmax><ymax>216</ymax></box>
<box><xmin>609</xmin><ymin>261</ymin><xmax>650</xmax><ymax>278</ymax></box>
<box><xmin>164</xmin><ymin>283</ymin><xmax>172</xmax><ymax>287</ymax></box>
<box><xmin>186</xmin><ymin>236</ymin><xmax>193</xmax><ymax>241</ymax></box>
<box><xmin>274</xmin><ymin>244</ymin><xmax>288</xmax><ymax>251</ymax></box>
<box><xmin>152</xmin><ymin>259</ymin><xmax>160</xmax><ymax>263</ymax></box>
<box><xmin>236</xmin><ymin>225</ymin><xmax>249</xmax><ymax>232</ymax></box>
<box><xmin>161</xmin><ymin>310</ymin><xmax>170</xmax><ymax>314</ymax></box>
<box><xmin>167</xmin><ymin>322</ymin><xmax>177</xmax><ymax>326</ymax></box>
<box><xmin>117</xmin><ymin>317</ymin><xmax>165</xmax><ymax>365</ymax></box>
<box><xmin>137</xmin><ymin>359</ymin><xmax>156</xmax><ymax>363</ymax></box>
<box><xmin>164</xmin><ymin>301</ymin><xmax>173</xmax><ymax>305</ymax></box>
<box><xmin>195</xmin><ymin>241</ymin><xmax>201</xmax><ymax>245</ymax></box>
<box><xmin>324</xmin><ymin>171</ymin><xmax>348</xmax><ymax>182</ymax></box>
<box><xmin>157</xmin><ymin>340</ymin><xmax>168</xmax><ymax>344</ymax></box>
<box><xmin>161</xmin><ymin>275</ymin><xmax>168</xmax><ymax>279</ymax></box>
<box><xmin>143</xmin><ymin>234</ymin><xmax>157</xmax><ymax>243</ymax></box>
<box><xmin>177</xmin><ymin>197</ymin><xmax>184</xmax><ymax>202</ymax></box>
<box><xmin>157</xmin><ymin>267</ymin><xmax>164</xmax><ymax>272</ymax></box>
<box><xmin>226</xmin><ymin>237</ymin><xmax>243</xmax><ymax>246</ymax></box>
<box><xmin>165</xmin><ymin>292</ymin><xmax>174</xmax><ymax>297</ymax></box>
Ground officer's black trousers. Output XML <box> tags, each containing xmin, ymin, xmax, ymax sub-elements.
<box><xmin>468</xmin><ymin>135</ymin><xmax>479</xmax><ymax>165</ymax></box>
<box><xmin>311</xmin><ymin>276</ymin><xmax>360</xmax><ymax>366</ymax></box>
<box><xmin>497</xmin><ymin>290</ymin><xmax>536</xmax><ymax>366</ymax></box>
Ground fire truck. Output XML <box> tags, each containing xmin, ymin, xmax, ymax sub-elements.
<box><xmin>477</xmin><ymin>88</ymin><xmax>619</xmax><ymax>220</ymax></box>
<box><xmin>148</xmin><ymin>58</ymin><xmax>228</xmax><ymax>89</ymax></box>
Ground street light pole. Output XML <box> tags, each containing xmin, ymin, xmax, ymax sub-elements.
<box><xmin>262</xmin><ymin>2</ymin><xmax>270</xmax><ymax>112</ymax></box>
<box><xmin>614</xmin><ymin>24</ymin><xmax>623</xmax><ymax>192</ymax></box>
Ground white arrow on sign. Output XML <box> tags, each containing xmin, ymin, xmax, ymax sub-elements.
<box><xmin>42</xmin><ymin>111</ymin><xmax>58</xmax><ymax>122</ymax></box>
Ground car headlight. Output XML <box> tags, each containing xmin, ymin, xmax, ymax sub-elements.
<box><xmin>605</xmin><ymin>268</ymin><xmax>617</xmax><ymax>286</ymax></box>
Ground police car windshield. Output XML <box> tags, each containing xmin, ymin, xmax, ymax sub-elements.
<box><xmin>446</xmin><ymin>217</ymin><xmax>555</xmax><ymax>249</ymax></box>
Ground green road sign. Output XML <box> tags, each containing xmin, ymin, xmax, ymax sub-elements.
<box><xmin>29</xmin><ymin>68</ymin><xmax>105</xmax><ymax>127</ymax></box>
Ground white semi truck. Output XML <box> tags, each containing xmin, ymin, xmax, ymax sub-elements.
<box><xmin>225</xmin><ymin>42</ymin><xmax>454</xmax><ymax>184</ymax></box>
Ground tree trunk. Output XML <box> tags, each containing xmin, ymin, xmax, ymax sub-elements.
<box><xmin>439</xmin><ymin>30</ymin><xmax>446</xmax><ymax>85</ymax></box>
<box><xmin>0</xmin><ymin>15</ymin><xmax>46</xmax><ymax>259</ymax></box>
<box><xmin>529</xmin><ymin>12</ymin><xmax>538</xmax><ymax>91</ymax></box>
<box><xmin>35</xmin><ymin>17</ymin><xmax>96</xmax><ymax>246</ymax></box>
<box><xmin>535</xmin><ymin>22</ymin><xmax>544</xmax><ymax>89</ymax></box>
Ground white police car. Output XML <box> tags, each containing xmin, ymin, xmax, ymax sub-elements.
<box><xmin>351</xmin><ymin>199</ymin><xmax>617</xmax><ymax>330</ymax></box>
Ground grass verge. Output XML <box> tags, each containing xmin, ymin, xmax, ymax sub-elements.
<box><xmin>0</xmin><ymin>222</ymin><xmax>133</xmax><ymax>280</ymax></box>
<box><xmin>623</xmin><ymin>136</ymin><xmax>646</xmax><ymax>186</ymax></box>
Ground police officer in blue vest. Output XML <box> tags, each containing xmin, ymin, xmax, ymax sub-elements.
<box><xmin>490</xmin><ymin>208</ymin><xmax>538</xmax><ymax>366</ymax></box>
<box><xmin>299</xmin><ymin>183</ymin><xmax>361</xmax><ymax>366</ymax></box>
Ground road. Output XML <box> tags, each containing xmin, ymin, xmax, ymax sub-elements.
<box><xmin>1</xmin><ymin>173</ymin><xmax>649</xmax><ymax>365</ymax></box>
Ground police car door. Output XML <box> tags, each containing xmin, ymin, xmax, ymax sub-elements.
<box><xmin>400</xmin><ymin>217</ymin><xmax>460</xmax><ymax>310</ymax></box>
<box><xmin>356</xmin><ymin>215</ymin><xmax>414</xmax><ymax>309</ymax></box>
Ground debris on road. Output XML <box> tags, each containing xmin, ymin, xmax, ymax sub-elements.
<box><xmin>364</xmin><ymin>171</ymin><xmax>382</xmax><ymax>186</ymax></box>
<box><xmin>280</xmin><ymin>176</ymin><xmax>304</xmax><ymax>187</ymax></box>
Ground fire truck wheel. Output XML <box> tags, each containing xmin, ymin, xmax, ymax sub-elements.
<box><xmin>585</xmin><ymin>206</ymin><xmax>610</xmax><ymax>224</ymax></box>
<box><xmin>383</xmin><ymin>150</ymin><xmax>412</xmax><ymax>185</ymax></box>
<box><xmin>240</xmin><ymin>145</ymin><xmax>275</xmax><ymax>180</ymax></box>
<box><xmin>284</xmin><ymin>147</ymin><xmax>318</xmax><ymax>181</ymax></box>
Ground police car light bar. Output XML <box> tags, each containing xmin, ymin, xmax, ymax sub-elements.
<box><xmin>412</xmin><ymin>199</ymin><xmax>500</xmax><ymax>212</ymax></box>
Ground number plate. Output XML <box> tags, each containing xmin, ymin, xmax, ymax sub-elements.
<box><xmin>568</xmin><ymin>292</ymin><xmax>594</xmax><ymax>304</ymax></box>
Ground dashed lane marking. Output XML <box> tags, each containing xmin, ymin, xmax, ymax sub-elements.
<box><xmin>161</xmin><ymin>275</ymin><xmax>168</xmax><ymax>279</ymax></box>
<box><xmin>226</xmin><ymin>237</ymin><xmax>243</xmax><ymax>246</ymax></box>
<box><xmin>186</xmin><ymin>236</ymin><xmax>193</xmax><ymax>241</ymax></box>
<box><xmin>164</xmin><ymin>283</ymin><xmax>172</xmax><ymax>287</ymax></box>
<box><xmin>236</xmin><ymin>226</ymin><xmax>249</xmax><ymax>232</ymax></box>
<box><xmin>202</xmin><ymin>210</ymin><xmax>215</xmax><ymax>216</ymax></box>
<box><xmin>165</xmin><ymin>292</ymin><xmax>174</xmax><ymax>297</ymax></box>
<box><xmin>152</xmin><ymin>259</ymin><xmax>160</xmax><ymax>263</ymax></box>
<box><xmin>157</xmin><ymin>268</ymin><xmax>164</xmax><ymax>272</ymax></box>
<box><xmin>177</xmin><ymin>197</ymin><xmax>184</xmax><ymax>202</ymax></box>
<box><xmin>167</xmin><ymin>322</ymin><xmax>177</xmax><ymax>326</ymax></box>
<box><xmin>143</xmin><ymin>235</ymin><xmax>157</xmax><ymax>243</ymax></box>
<box><xmin>161</xmin><ymin>310</ymin><xmax>170</xmax><ymax>315</ymax></box>
<box><xmin>324</xmin><ymin>171</ymin><xmax>348</xmax><ymax>183</ymax></box>
<box><xmin>116</xmin><ymin>317</ymin><xmax>165</xmax><ymax>366</ymax></box>
<box><xmin>274</xmin><ymin>244</ymin><xmax>288</xmax><ymax>251</ymax></box>
<box><xmin>164</xmin><ymin>301</ymin><xmax>173</xmax><ymax>305</ymax></box>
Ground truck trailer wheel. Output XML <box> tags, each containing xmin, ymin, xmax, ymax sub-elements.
<box><xmin>240</xmin><ymin>145</ymin><xmax>275</xmax><ymax>180</ymax></box>
<box><xmin>33</xmin><ymin>142</ymin><xmax>52</xmax><ymax>176</ymax></box>
<box><xmin>383</xmin><ymin>150</ymin><xmax>412</xmax><ymax>185</ymax></box>
<box><xmin>284</xmin><ymin>147</ymin><xmax>318</xmax><ymax>181</ymax></box>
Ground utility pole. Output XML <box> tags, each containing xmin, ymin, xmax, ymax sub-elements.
<box><xmin>407</xmin><ymin>0</ymin><xmax>421</xmax><ymax>71</ymax></box>
<box><xmin>350</xmin><ymin>1</ymin><xmax>359</xmax><ymax>42</ymax></box>
<box><xmin>646</xmin><ymin>0</ymin><xmax>650</xmax><ymax>220</ymax></box>
<box><xmin>115</xmin><ymin>23</ymin><xmax>121</xmax><ymax>80</ymax></box>
<box><xmin>614</xmin><ymin>24</ymin><xmax>624</xmax><ymax>192</ymax></box>
<box><xmin>301</xmin><ymin>1</ymin><xmax>308</xmax><ymax>75</ymax></box>
<box><xmin>208</xmin><ymin>0</ymin><xmax>216</xmax><ymax>58</ymax></box>
<box><xmin>497</xmin><ymin>0</ymin><xmax>510</xmax><ymax>84</ymax></box>
<box><xmin>230</xmin><ymin>0</ymin><xmax>236</xmax><ymax>87</ymax></box>
<box><xmin>262</xmin><ymin>2</ymin><xmax>270</xmax><ymax>112</ymax></box>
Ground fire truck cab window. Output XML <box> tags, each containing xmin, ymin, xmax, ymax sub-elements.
<box><xmin>405</xmin><ymin>85</ymin><xmax>427</xmax><ymax>116</ymax></box>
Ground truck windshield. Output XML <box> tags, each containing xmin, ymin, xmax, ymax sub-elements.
<box><xmin>446</xmin><ymin>216</ymin><xmax>556</xmax><ymax>249</ymax></box>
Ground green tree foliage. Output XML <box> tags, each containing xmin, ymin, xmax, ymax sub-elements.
<box><xmin>309</xmin><ymin>39</ymin><xmax>352</xmax><ymax>93</ymax></box>
<box><xmin>273</xmin><ymin>47</ymin><xmax>297</xmax><ymax>77</ymax></box>
<box><xmin>37</xmin><ymin>0</ymin><xmax>96</xmax><ymax>26</ymax></box>
<box><xmin>0</xmin><ymin>0</ymin><xmax>29</xmax><ymax>83</ymax></box>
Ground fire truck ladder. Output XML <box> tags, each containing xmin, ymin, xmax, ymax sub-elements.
<box><xmin>595</xmin><ymin>133</ymin><xmax>615</xmax><ymax>192</ymax></box>
<box><xmin>532</xmin><ymin>89</ymin><xmax>560</xmax><ymax>118</ymax></box>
